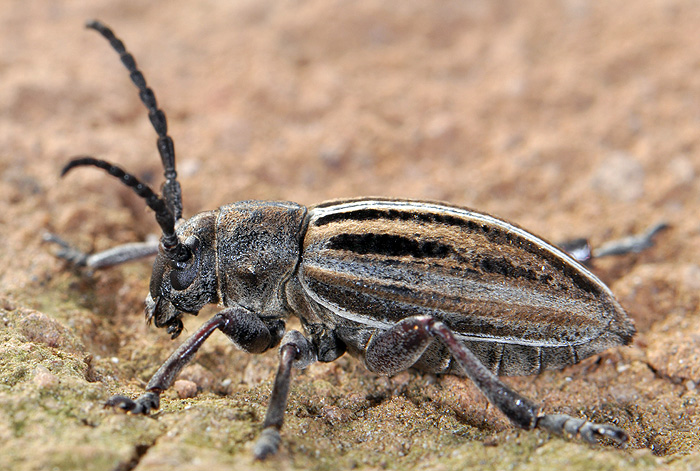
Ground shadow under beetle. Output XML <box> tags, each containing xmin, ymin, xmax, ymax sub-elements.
<box><xmin>50</xmin><ymin>20</ymin><xmax>667</xmax><ymax>459</ymax></box>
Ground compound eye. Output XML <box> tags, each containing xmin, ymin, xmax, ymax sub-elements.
<box><xmin>169</xmin><ymin>236</ymin><xmax>200</xmax><ymax>290</ymax></box>
<box><xmin>170</xmin><ymin>264</ymin><xmax>196</xmax><ymax>290</ymax></box>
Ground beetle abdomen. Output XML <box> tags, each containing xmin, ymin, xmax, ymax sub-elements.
<box><xmin>300</xmin><ymin>199</ymin><xmax>635</xmax><ymax>375</ymax></box>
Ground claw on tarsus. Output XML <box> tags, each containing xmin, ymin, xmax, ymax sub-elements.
<box><xmin>105</xmin><ymin>392</ymin><xmax>160</xmax><ymax>415</ymax></box>
<box><xmin>105</xmin><ymin>395</ymin><xmax>137</xmax><ymax>411</ymax></box>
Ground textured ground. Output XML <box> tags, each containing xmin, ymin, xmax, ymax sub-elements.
<box><xmin>2</xmin><ymin>1</ymin><xmax>700</xmax><ymax>470</ymax></box>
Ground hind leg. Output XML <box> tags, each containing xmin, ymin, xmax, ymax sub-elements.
<box><xmin>364</xmin><ymin>316</ymin><xmax>628</xmax><ymax>444</ymax></box>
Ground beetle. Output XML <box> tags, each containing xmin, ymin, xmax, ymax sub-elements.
<box><xmin>49</xmin><ymin>20</ymin><xmax>666</xmax><ymax>459</ymax></box>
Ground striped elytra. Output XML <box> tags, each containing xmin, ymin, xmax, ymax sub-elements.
<box><xmin>299</xmin><ymin>198</ymin><xmax>635</xmax><ymax>376</ymax></box>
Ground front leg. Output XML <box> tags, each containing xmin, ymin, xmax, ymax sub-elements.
<box><xmin>364</xmin><ymin>316</ymin><xmax>628</xmax><ymax>445</ymax></box>
<box><xmin>106</xmin><ymin>307</ymin><xmax>275</xmax><ymax>414</ymax></box>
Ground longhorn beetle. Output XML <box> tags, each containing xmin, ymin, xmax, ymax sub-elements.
<box><xmin>49</xmin><ymin>20</ymin><xmax>666</xmax><ymax>459</ymax></box>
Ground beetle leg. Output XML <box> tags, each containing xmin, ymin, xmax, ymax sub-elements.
<box><xmin>592</xmin><ymin>222</ymin><xmax>668</xmax><ymax>258</ymax></box>
<box><xmin>106</xmin><ymin>308</ymin><xmax>275</xmax><ymax>414</ymax></box>
<box><xmin>559</xmin><ymin>222</ymin><xmax>668</xmax><ymax>265</ymax></box>
<box><xmin>363</xmin><ymin>316</ymin><xmax>628</xmax><ymax>445</ymax></box>
<box><xmin>253</xmin><ymin>330</ymin><xmax>317</xmax><ymax>460</ymax></box>
<box><xmin>43</xmin><ymin>232</ymin><xmax>159</xmax><ymax>269</ymax></box>
<box><xmin>364</xmin><ymin>317</ymin><xmax>435</xmax><ymax>375</ymax></box>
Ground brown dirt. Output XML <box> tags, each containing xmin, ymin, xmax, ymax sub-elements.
<box><xmin>1</xmin><ymin>1</ymin><xmax>700</xmax><ymax>470</ymax></box>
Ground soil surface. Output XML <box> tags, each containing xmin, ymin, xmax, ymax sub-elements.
<box><xmin>2</xmin><ymin>1</ymin><xmax>700</xmax><ymax>470</ymax></box>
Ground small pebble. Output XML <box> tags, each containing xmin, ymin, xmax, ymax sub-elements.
<box><xmin>33</xmin><ymin>365</ymin><xmax>58</xmax><ymax>388</ymax></box>
<box><xmin>174</xmin><ymin>379</ymin><xmax>198</xmax><ymax>399</ymax></box>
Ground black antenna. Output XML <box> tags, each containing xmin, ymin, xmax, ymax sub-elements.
<box><xmin>86</xmin><ymin>20</ymin><xmax>183</xmax><ymax>221</ymax></box>
<box><xmin>62</xmin><ymin>157</ymin><xmax>190</xmax><ymax>262</ymax></box>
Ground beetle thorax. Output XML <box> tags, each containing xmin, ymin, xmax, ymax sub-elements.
<box><xmin>215</xmin><ymin>201</ymin><xmax>307</xmax><ymax>318</ymax></box>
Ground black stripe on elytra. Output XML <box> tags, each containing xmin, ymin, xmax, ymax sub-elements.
<box><xmin>315</xmin><ymin>207</ymin><xmax>470</xmax><ymax>227</ymax></box>
<box><xmin>328</xmin><ymin>233</ymin><xmax>452</xmax><ymax>259</ymax></box>
<box><xmin>327</xmin><ymin>234</ymin><xmax>550</xmax><ymax>286</ymax></box>
<box><xmin>316</xmin><ymin>206</ymin><xmax>601</xmax><ymax>296</ymax></box>
<box><xmin>477</xmin><ymin>256</ymin><xmax>553</xmax><ymax>284</ymax></box>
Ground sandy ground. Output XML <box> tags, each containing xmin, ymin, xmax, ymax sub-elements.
<box><xmin>2</xmin><ymin>1</ymin><xmax>700</xmax><ymax>470</ymax></box>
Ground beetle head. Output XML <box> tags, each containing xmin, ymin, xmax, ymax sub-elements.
<box><xmin>61</xmin><ymin>159</ymin><xmax>219</xmax><ymax>338</ymax></box>
<box><xmin>146</xmin><ymin>212</ymin><xmax>219</xmax><ymax>338</ymax></box>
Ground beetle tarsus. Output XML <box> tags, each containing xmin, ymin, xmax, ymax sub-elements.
<box><xmin>43</xmin><ymin>233</ymin><xmax>89</xmax><ymax>267</ymax></box>
<box><xmin>594</xmin><ymin>222</ymin><xmax>669</xmax><ymax>258</ymax></box>
<box><xmin>253</xmin><ymin>428</ymin><xmax>282</xmax><ymax>460</ymax></box>
<box><xmin>105</xmin><ymin>391</ymin><xmax>160</xmax><ymax>414</ymax></box>
<box><xmin>536</xmin><ymin>414</ymin><xmax>628</xmax><ymax>445</ymax></box>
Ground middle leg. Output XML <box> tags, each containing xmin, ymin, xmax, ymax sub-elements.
<box><xmin>253</xmin><ymin>330</ymin><xmax>317</xmax><ymax>460</ymax></box>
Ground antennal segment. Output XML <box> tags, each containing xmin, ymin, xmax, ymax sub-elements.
<box><xmin>86</xmin><ymin>20</ymin><xmax>183</xmax><ymax>221</ymax></box>
<box><xmin>62</xmin><ymin>157</ymin><xmax>190</xmax><ymax>262</ymax></box>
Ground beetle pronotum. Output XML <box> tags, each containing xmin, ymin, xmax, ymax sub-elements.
<box><xmin>50</xmin><ymin>20</ymin><xmax>664</xmax><ymax>459</ymax></box>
